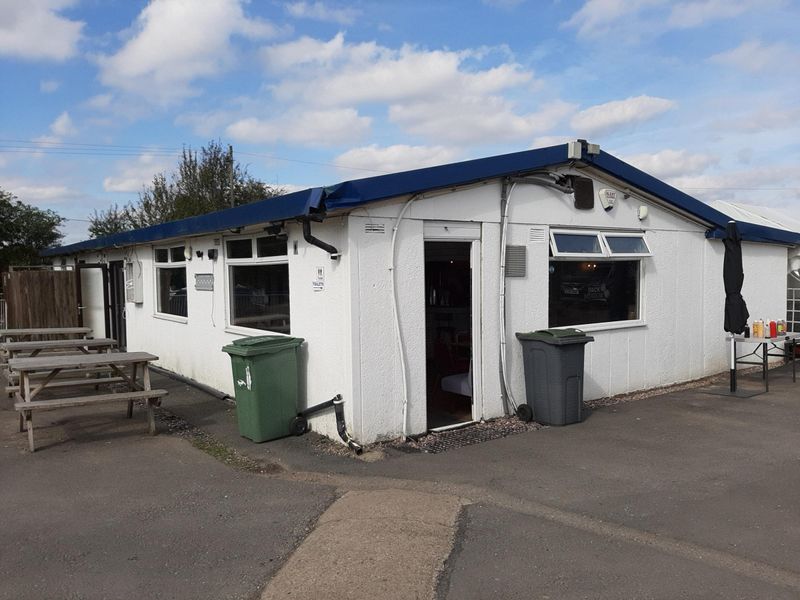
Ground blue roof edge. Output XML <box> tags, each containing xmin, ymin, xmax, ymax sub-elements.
<box><xmin>583</xmin><ymin>150</ymin><xmax>800</xmax><ymax>246</ymax></box>
<box><xmin>42</xmin><ymin>143</ymin><xmax>800</xmax><ymax>256</ymax></box>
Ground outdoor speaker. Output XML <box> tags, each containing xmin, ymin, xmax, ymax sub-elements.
<box><xmin>572</xmin><ymin>177</ymin><xmax>594</xmax><ymax>210</ymax></box>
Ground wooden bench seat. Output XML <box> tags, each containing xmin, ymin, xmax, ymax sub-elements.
<box><xmin>5</xmin><ymin>376</ymin><xmax>126</xmax><ymax>395</ymax></box>
<box><xmin>15</xmin><ymin>389</ymin><xmax>168</xmax><ymax>452</ymax></box>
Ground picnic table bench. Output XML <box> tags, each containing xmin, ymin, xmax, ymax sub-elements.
<box><xmin>2</xmin><ymin>338</ymin><xmax>120</xmax><ymax>396</ymax></box>
<box><xmin>0</xmin><ymin>327</ymin><xmax>92</xmax><ymax>343</ymax></box>
<box><xmin>10</xmin><ymin>351</ymin><xmax>167</xmax><ymax>452</ymax></box>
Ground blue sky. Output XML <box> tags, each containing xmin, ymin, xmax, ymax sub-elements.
<box><xmin>2</xmin><ymin>0</ymin><xmax>799</xmax><ymax>243</ymax></box>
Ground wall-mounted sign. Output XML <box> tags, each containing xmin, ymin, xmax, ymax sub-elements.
<box><xmin>312</xmin><ymin>266</ymin><xmax>325</xmax><ymax>292</ymax></box>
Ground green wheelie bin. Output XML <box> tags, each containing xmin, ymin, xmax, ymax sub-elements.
<box><xmin>221</xmin><ymin>335</ymin><xmax>304</xmax><ymax>442</ymax></box>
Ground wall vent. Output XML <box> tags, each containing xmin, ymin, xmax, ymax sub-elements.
<box><xmin>529</xmin><ymin>228</ymin><xmax>546</xmax><ymax>243</ymax></box>
<box><xmin>505</xmin><ymin>246</ymin><xmax>527</xmax><ymax>277</ymax></box>
<box><xmin>364</xmin><ymin>223</ymin><xmax>386</xmax><ymax>234</ymax></box>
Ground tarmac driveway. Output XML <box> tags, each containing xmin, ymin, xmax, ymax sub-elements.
<box><xmin>2</xmin><ymin>365</ymin><xmax>799</xmax><ymax>599</ymax></box>
<box><xmin>0</xmin><ymin>405</ymin><xmax>336</xmax><ymax>600</ymax></box>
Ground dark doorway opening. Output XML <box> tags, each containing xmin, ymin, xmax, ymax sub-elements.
<box><xmin>109</xmin><ymin>261</ymin><xmax>127</xmax><ymax>349</ymax></box>
<box><xmin>425</xmin><ymin>241</ymin><xmax>473</xmax><ymax>429</ymax></box>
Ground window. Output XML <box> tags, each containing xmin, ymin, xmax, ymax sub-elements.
<box><xmin>154</xmin><ymin>245</ymin><xmax>187</xmax><ymax>317</ymax></box>
<box><xmin>226</xmin><ymin>236</ymin><xmax>290</xmax><ymax>333</ymax></box>
<box><xmin>548</xmin><ymin>230</ymin><xmax>650</xmax><ymax>328</ymax></box>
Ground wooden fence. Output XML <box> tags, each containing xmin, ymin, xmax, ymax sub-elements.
<box><xmin>4</xmin><ymin>269</ymin><xmax>79</xmax><ymax>329</ymax></box>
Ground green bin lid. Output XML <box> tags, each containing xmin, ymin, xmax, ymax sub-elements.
<box><xmin>222</xmin><ymin>335</ymin><xmax>305</xmax><ymax>357</ymax></box>
<box><xmin>515</xmin><ymin>328</ymin><xmax>594</xmax><ymax>344</ymax></box>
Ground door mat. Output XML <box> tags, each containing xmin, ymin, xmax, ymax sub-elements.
<box><xmin>396</xmin><ymin>417</ymin><xmax>542</xmax><ymax>454</ymax></box>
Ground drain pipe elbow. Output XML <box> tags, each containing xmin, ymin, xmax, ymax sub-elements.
<box><xmin>302</xmin><ymin>218</ymin><xmax>340</xmax><ymax>260</ymax></box>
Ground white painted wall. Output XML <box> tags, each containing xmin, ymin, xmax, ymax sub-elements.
<box><xmin>71</xmin><ymin>168</ymin><xmax>793</xmax><ymax>445</ymax></box>
<box><xmin>347</xmin><ymin>170</ymin><xmax>792</xmax><ymax>441</ymax></box>
<box><xmin>77</xmin><ymin>222</ymin><xmax>353</xmax><ymax>442</ymax></box>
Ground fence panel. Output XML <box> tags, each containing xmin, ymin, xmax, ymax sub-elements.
<box><xmin>5</xmin><ymin>269</ymin><xmax>79</xmax><ymax>329</ymax></box>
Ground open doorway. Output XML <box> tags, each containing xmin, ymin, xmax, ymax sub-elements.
<box><xmin>425</xmin><ymin>241</ymin><xmax>474</xmax><ymax>429</ymax></box>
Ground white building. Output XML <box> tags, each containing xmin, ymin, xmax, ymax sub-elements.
<box><xmin>46</xmin><ymin>141</ymin><xmax>800</xmax><ymax>444</ymax></box>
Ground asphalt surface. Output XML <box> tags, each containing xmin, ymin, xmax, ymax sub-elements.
<box><xmin>3</xmin><ymin>364</ymin><xmax>800</xmax><ymax>599</ymax></box>
<box><xmin>0</xmin><ymin>399</ymin><xmax>336</xmax><ymax>600</ymax></box>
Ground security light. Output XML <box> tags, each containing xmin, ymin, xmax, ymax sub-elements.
<box><xmin>789</xmin><ymin>255</ymin><xmax>800</xmax><ymax>283</ymax></box>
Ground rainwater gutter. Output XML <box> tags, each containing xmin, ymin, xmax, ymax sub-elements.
<box><xmin>301</xmin><ymin>217</ymin><xmax>340</xmax><ymax>259</ymax></box>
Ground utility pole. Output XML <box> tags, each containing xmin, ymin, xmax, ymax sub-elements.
<box><xmin>228</xmin><ymin>144</ymin><xmax>234</xmax><ymax>208</ymax></box>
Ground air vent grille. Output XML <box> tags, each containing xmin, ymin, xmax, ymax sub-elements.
<box><xmin>529</xmin><ymin>228</ymin><xmax>546</xmax><ymax>243</ymax></box>
<box><xmin>364</xmin><ymin>223</ymin><xmax>385</xmax><ymax>234</ymax></box>
<box><xmin>505</xmin><ymin>245</ymin><xmax>527</xmax><ymax>277</ymax></box>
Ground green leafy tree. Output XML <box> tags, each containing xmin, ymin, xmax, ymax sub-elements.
<box><xmin>89</xmin><ymin>140</ymin><xmax>283</xmax><ymax>237</ymax></box>
<box><xmin>0</xmin><ymin>188</ymin><xmax>65</xmax><ymax>272</ymax></box>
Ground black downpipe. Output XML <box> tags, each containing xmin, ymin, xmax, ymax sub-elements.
<box><xmin>302</xmin><ymin>218</ymin><xmax>339</xmax><ymax>259</ymax></box>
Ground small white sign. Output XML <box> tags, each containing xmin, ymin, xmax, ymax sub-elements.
<box><xmin>312</xmin><ymin>266</ymin><xmax>325</xmax><ymax>292</ymax></box>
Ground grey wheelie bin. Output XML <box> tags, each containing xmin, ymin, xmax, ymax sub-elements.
<box><xmin>515</xmin><ymin>329</ymin><xmax>594</xmax><ymax>426</ymax></box>
<box><xmin>221</xmin><ymin>335</ymin><xmax>304</xmax><ymax>442</ymax></box>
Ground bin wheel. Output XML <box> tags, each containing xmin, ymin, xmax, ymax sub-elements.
<box><xmin>516</xmin><ymin>404</ymin><xmax>533</xmax><ymax>422</ymax></box>
<box><xmin>291</xmin><ymin>416</ymin><xmax>308</xmax><ymax>436</ymax></box>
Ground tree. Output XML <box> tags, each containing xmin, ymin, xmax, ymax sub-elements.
<box><xmin>0</xmin><ymin>188</ymin><xmax>65</xmax><ymax>272</ymax></box>
<box><xmin>89</xmin><ymin>140</ymin><xmax>284</xmax><ymax>237</ymax></box>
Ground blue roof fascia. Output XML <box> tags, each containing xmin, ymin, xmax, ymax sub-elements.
<box><xmin>43</xmin><ymin>143</ymin><xmax>798</xmax><ymax>258</ymax></box>
<box><xmin>321</xmin><ymin>144</ymin><xmax>570</xmax><ymax>210</ymax></box>
<box><xmin>43</xmin><ymin>188</ymin><xmax>314</xmax><ymax>256</ymax></box>
<box><xmin>705</xmin><ymin>221</ymin><xmax>800</xmax><ymax>245</ymax></box>
<box><xmin>582</xmin><ymin>150</ymin><xmax>800</xmax><ymax>246</ymax></box>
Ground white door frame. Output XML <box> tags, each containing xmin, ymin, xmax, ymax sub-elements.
<box><xmin>423</xmin><ymin>222</ymin><xmax>483</xmax><ymax>424</ymax></box>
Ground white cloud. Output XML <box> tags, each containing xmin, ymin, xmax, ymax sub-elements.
<box><xmin>563</xmin><ymin>0</ymin><xmax>765</xmax><ymax>37</ymax></box>
<box><xmin>668</xmin><ymin>165</ymin><xmax>800</xmax><ymax>205</ymax></box>
<box><xmin>258</xmin><ymin>33</ymin><xmax>566</xmax><ymax>144</ymax></box>
<box><xmin>285</xmin><ymin>2</ymin><xmax>360</xmax><ymax>25</ymax></box>
<box><xmin>624</xmin><ymin>149</ymin><xmax>718</xmax><ymax>179</ymax></box>
<box><xmin>709</xmin><ymin>40</ymin><xmax>799</xmax><ymax>74</ymax></box>
<box><xmin>531</xmin><ymin>135</ymin><xmax>573</xmax><ymax>148</ymax></box>
<box><xmin>390</xmin><ymin>98</ymin><xmax>575</xmax><ymax>145</ymax></box>
<box><xmin>334</xmin><ymin>144</ymin><xmax>461</xmax><ymax>176</ymax></box>
<box><xmin>40</xmin><ymin>79</ymin><xmax>60</xmax><ymax>93</ymax></box>
<box><xmin>102</xmin><ymin>153</ymin><xmax>175</xmax><ymax>193</ymax></box>
<box><xmin>570</xmin><ymin>95</ymin><xmax>676</xmax><ymax>136</ymax></box>
<box><xmin>85</xmin><ymin>94</ymin><xmax>114</xmax><ymax>110</ymax></box>
<box><xmin>562</xmin><ymin>0</ymin><xmax>662</xmax><ymax>37</ymax></box>
<box><xmin>226</xmin><ymin>108</ymin><xmax>371</xmax><ymax>146</ymax></box>
<box><xmin>0</xmin><ymin>0</ymin><xmax>83</xmax><ymax>61</ymax></box>
<box><xmin>3</xmin><ymin>177</ymin><xmax>82</xmax><ymax>205</ymax></box>
<box><xmin>267</xmin><ymin>38</ymin><xmax>532</xmax><ymax>107</ymax></box>
<box><xmin>50</xmin><ymin>111</ymin><xmax>76</xmax><ymax>137</ymax></box>
<box><xmin>711</xmin><ymin>104</ymin><xmax>800</xmax><ymax>134</ymax></box>
<box><xmin>666</xmin><ymin>0</ymin><xmax>760</xmax><ymax>28</ymax></box>
<box><xmin>96</xmin><ymin>0</ymin><xmax>279</xmax><ymax>105</ymax></box>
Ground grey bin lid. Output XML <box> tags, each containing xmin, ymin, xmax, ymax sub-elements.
<box><xmin>515</xmin><ymin>328</ymin><xmax>594</xmax><ymax>345</ymax></box>
<box><xmin>222</xmin><ymin>335</ymin><xmax>305</xmax><ymax>357</ymax></box>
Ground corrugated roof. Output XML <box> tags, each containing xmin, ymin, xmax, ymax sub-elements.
<box><xmin>43</xmin><ymin>143</ymin><xmax>800</xmax><ymax>256</ymax></box>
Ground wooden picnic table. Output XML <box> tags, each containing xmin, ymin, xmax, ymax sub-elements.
<box><xmin>0</xmin><ymin>327</ymin><xmax>92</xmax><ymax>343</ymax></box>
<box><xmin>1</xmin><ymin>337</ymin><xmax>117</xmax><ymax>360</ymax></box>
<box><xmin>10</xmin><ymin>351</ymin><xmax>167</xmax><ymax>452</ymax></box>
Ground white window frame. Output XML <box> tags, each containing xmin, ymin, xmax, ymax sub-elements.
<box><xmin>153</xmin><ymin>244</ymin><xmax>188</xmax><ymax>322</ymax></box>
<box><xmin>224</xmin><ymin>235</ymin><xmax>290</xmax><ymax>335</ymax></box>
<box><xmin>549</xmin><ymin>229</ymin><xmax>651</xmax><ymax>259</ymax></box>
<box><xmin>603</xmin><ymin>231</ymin><xmax>653</xmax><ymax>258</ymax></box>
<box><xmin>548</xmin><ymin>229</ymin><xmax>651</xmax><ymax>331</ymax></box>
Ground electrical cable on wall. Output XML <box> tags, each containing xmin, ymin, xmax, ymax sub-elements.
<box><xmin>390</xmin><ymin>195</ymin><xmax>419</xmax><ymax>440</ymax></box>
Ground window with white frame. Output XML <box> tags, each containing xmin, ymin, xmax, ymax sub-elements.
<box><xmin>154</xmin><ymin>245</ymin><xmax>188</xmax><ymax>318</ymax></box>
<box><xmin>548</xmin><ymin>230</ymin><xmax>651</xmax><ymax>328</ymax></box>
<box><xmin>226</xmin><ymin>235</ymin><xmax>290</xmax><ymax>333</ymax></box>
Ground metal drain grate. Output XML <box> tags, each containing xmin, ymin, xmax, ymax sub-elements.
<box><xmin>403</xmin><ymin>418</ymin><xmax>541</xmax><ymax>454</ymax></box>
